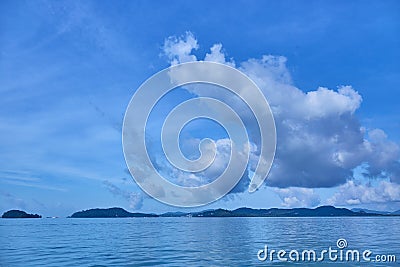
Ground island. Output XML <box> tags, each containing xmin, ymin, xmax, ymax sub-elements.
<box><xmin>70</xmin><ymin>207</ymin><xmax>158</xmax><ymax>218</ymax></box>
<box><xmin>2</xmin><ymin>210</ymin><xmax>42</xmax><ymax>218</ymax></box>
<box><xmin>68</xmin><ymin>206</ymin><xmax>400</xmax><ymax>218</ymax></box>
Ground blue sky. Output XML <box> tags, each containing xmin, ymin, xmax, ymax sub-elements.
<box><xmin>1</xmin><ymin>0</ymin><xmax>399</xmax><ymax>216</ymax></box>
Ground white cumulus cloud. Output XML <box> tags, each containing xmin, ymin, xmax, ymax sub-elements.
<box><xmin>161</xmin><ymin>32</ymin><xmax>400</xmax><ymax>191</ymax></box>
<box><xmin>162</xmin><ymin>32</ymin><xmax>198</xmax><ymax>65</ymax></box>
<box><xmin>327</xmin><ymin>180</ymin><xmax>400</xmax><ymax>205</ymax></box>
<box><xmin>274</xmin><ymin>187</ymin><xmax>321</xmax><ymax>208</ymax></box>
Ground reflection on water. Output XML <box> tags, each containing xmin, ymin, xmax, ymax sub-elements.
<box><xmin>0</xmin><ymin>217</ymin><xmax>399</xmax><ymax>266</ymax></box>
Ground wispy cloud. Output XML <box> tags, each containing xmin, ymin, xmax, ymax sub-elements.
<box><xmin>0</xmin><ymin>171</ymin><xmax>67</xmax><ymax>192</ymax></box>
<box><xmin>103</xmin><ymin>180</ymin><xmax>143</xmax><ymax>210</ymax></box>
<box><xmin>0</xmin><ymin>192</ymin><xmax>27</xmax><ymax>210</ymax></box>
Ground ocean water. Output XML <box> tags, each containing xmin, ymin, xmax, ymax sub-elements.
<box><xmin>0</xmin><ymin>217</ymin><xmax>399</xmax><ymax>266</ymax></box>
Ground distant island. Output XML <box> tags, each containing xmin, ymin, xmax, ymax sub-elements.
<box><xmin>70</xmin><ymin>207</ymin><xmax>158</xmax><ymax>218</ymax></box>
<box><xmin>2</xmin><ymin>210</ymin><xmax>41</xmax><ymax>218</ymax></box>
<box><xmin>69</xmin><ymin>206</ymin><xmax>400</xmax><ymax>218</ymax></box>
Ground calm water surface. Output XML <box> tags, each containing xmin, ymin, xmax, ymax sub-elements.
<box><xmin>0</xmin><ymin>217</ymin><xmax>399</xmax><ymax>266</ymax></box>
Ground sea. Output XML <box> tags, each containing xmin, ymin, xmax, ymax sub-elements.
<box><xmin>0</xmin><ymin>217</ymin><xmax>399</xmax><ymax>266</ymax></box>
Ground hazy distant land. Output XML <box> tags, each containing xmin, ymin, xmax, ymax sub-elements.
<box><xmin>68</xmin><ymin>206</ymin><xmax>400</xmax><ymax>218</ymax></box>
<box><xmin>3</xmin><ymin>206</ymin><xmax>400</xmax><ymax>219</ymax></box>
